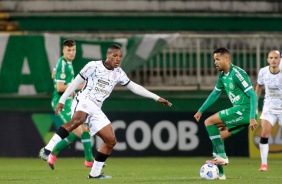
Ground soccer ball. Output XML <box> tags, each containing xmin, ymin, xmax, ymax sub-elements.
<box><xmin>200</xmin><ymin>163</ymin><xmax>219</xmax><ymax>180</ymax></box>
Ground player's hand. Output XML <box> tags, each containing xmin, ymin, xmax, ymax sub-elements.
<box><xmin>55</xmin><ymin>103</ymin><xmax>64</xmax><ymax>115</ymax></box>
<box><xmin>249</xmin><ymin>118</ymin><xmax>257</xmax><ymax>131</ymax></box>
<box><xmin>194</xmin><ymin>112</ymin><xmax>202</xmax><ymax>122</ymax></box>
<box><xmin>157</xmin><ymin>98</ymin><xmax>172</xmax><ymax>107</ymax></box>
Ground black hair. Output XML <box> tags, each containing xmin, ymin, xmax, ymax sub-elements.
<box><xmin>108</xmin><ymin>44</ymin><xmax>122</xmax><ymax>51</ymax></box>
<box><xmin>213</xmin><ymin>47</ymin><xmax>230</xmax><ymax>55</ymax></box>
<box><xmin>63</xmin><ymin>40</ymin><xmax>76</xmax><ymax>47</ymax></box>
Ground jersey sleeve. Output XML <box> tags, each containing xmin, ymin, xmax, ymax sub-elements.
<box><xmin>55</xmin><ymin>60</ymin><xmax>67</xmax><ymax>82</ymax></box>
<box><xmin>79</xmin><ymin>62</ymin><xmax>95</xmax><ymax>80</ymax></box>
<box><xmin>118</xmin><ymin>68</ymin><xmax>130</xmax><ymax>86</ymax></box>
<box><xmin>198</xmin><ymin>88</ymin><xmax>222</xmax><ymax>113</ymax></box>
<box><xmin>233</xmin><ymin>70</ymin><xmax>253</xmax><ymax>93</ymax></box>
<box><xmin>215</xmin><ymin>74</ymin><xmax>225</xmax><ymax>91</ymax></box>
<box><xmin>233</xmin><ymin>70</ymin><xmax>257</xmax><ymax>119</ymax></box>
<box><xmin>198</xmin><ymin>76</ymin><xmax>223</xmax><ymax>113</ymax></box>
<box><xmin>257</xmin><ymin>68</ymin><xmax>264</xmax><ymax>85</ymax></box>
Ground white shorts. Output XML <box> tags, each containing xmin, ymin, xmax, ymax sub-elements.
<box><xmin>260</xmin><ymin>112</ymin><xmax>282</xmax><ymax>126</ymax></box>
<box><xmin>71</xmin><ymin>95</ymin><xmax>111</xmax><ymax>136</ymax></box>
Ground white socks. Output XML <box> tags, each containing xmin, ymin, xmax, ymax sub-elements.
<box><xmin>90</xmin><ymin>161</ymin><xmax>105</xmax><ymax>177</ymax></box>
<box><xmin>45</xmin><ymin>134</ymin><xmax>62</xmax><ymax>151</ymax></box>
<box><xmin>259</xmin><ymin>143</ymin><xmax>269</xmax><ymax>164</ymax></box>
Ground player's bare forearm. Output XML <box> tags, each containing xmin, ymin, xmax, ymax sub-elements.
<box><xmin>157</xmin><ymin>98</ymin><xmax>172</xmax><ymax>107</ymax></box>
<box><xmin>55</xmin><ymin>103</ymin><xmax>64</xmax><ymax>115</ymax></box>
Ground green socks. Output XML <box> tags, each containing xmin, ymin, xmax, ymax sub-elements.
<box><xmin>51</xmin><ymin>131</ymin><xmax>93</xmax><ymax>162</ymax></box>
<box><xmin>51</xmin><ymin>132</ymin><xmax>79</xmax><ymax>155</ymax></box>
<box><xmin>206</xmin><ymin>125</ymin><xmax>226</xmax><ymax>158</ymax></box>
<box><xmin>81</xmin><ymin>131</ymin><xmax>94</xmax><ymax>162</ymax></box>
<box><xmin>211</xmin><ymin>130</ymin><xmax>225</xmax><ymax>177</ymax></box>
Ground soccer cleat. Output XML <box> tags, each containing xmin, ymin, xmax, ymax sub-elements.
<box><xmin>259</xmin><ymin>164</ymin><xmax>268</xmax><ymax>171</ymax></box>
<box><xmin>39</xmin><ymin>148</ymin><xmax>50</xmax><ymax>161</ymax></box>
<box><xmin>88</xmin><ymin>174</ymin><xmax>112</xmax><ymax>179</ymax></box>
<box><xmin>84</xmin><ymin>160</ymin><xmax>94</xmax><ymax>167</ymax></box>
<box><xmin>47</xmin><ymin>153</ymin><xmax>57</xmax><ymax>170</ymax></box>
<box><xmin>206</xmin><ymin>155</ymin><xmax>229</xmax><ymax>166</ymax></box>
<box><xmin>218</xmin><ymin>174</ymin><xmax>226</xmax><ymax>180</ymax></box>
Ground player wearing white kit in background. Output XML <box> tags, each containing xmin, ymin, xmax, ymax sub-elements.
<box><xmin>255</xmin><ymin>50</ymin><xmax>282</xmax><ymax>171</ymax></box>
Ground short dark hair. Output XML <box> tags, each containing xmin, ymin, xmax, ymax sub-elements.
<box><xmin>63</xmin><ymin>40</ymin><xmax>76</xmax><ymax>47</ymax></box>
<box><xmin>213</xmin><ymin>47</ymin><xmax>230</xmax><ymax>55</ymax></box>
<box><xmin>108</xmin><ymin>44</ymin><xmax>122</xmax><ymax>51</ymax></box>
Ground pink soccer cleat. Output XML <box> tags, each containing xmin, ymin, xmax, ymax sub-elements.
<box><xmin>84</xmin><ymin>160</ymin><xmax>94</xmax><ymax>167</ymax></box>
<box><xmin>47</xmin><ymin>153</ymin><xmax>57</xmax><ymax>170</ymax></box>
<box><xmin>259</xmin><ymin>164</ymin><xmax>268</xmax><ymax>171</ymax></box>
<box><xmin>206</xmin><ymin>155</ymin><xmax>229</xmax><ymax>166</ymax></box>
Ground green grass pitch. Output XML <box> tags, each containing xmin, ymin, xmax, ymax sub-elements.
<box><xmin>0</xmin><ymin>157</ymin><xmax>281</xmax><ymax>184</ymax></box>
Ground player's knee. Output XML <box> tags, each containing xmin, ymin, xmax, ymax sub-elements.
<box><xmin>106</xmin><ymin>138</ymin><xmax>117</xmax><ymax>148</ymax></box>
<box><xmin>70</xmin><ymin>118</ymin><xmax>84</xmax><ymax>128</ymax></box>
<box><xmin>260</xmin><ymin>137</ymin><xmax>268</xmax><ymax>144</ymax></box>
<box><xmin>204</xmin><ymin>119</ymin><xmax>212</xmax><ymax>126</ymax></box>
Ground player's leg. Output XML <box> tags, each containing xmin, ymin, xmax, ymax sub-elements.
<box><xmin>259</xmin><ymin>112</ymin><xmax>277</xmax><ymax>171</ymax></box>
<box><xmin>217</xmin><ymin>128</ymin><xmax>231</xmax><ymax>180</ymax></box>
<box><xmin>47</xmin><ymin>125</ymin><xmax>85</xmax><ymax>169</ymax></box>
<box><xmin>206</xmin><ymin>127</ymin><xmax>230</xmax><ymax>179</ymax></box>
<box><xmin>89</xmin><ymin>124</ymin><xmax>115</xmax><ymax>179</ymax></box>
<box><xmin>40</xmin><ymin>111</ymin><xmax>87</xmax><ymax>160</ymax></box>
<box><xmin>79</xmin><ymin>125</ymin><xmax>94</xmax><ymax>166</ymax></box>
<box><xmin>39</xmin><ymin>109</ymin><xmax>72</xmax><ymax>161</ymax></box>
<box><xmin>204</xmin><ymin>113</ymin><xmax>228</xmax><ymax>165</ymax></box>
<box><xmin>259</xmin><ymin>120</ymin><xmax>271</xmax><ymax>171</ymax></box>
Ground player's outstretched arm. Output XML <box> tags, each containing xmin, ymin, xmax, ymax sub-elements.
<box><xmin>126</xmin><ymin>81</ymin><xmax>172</xmax><ymax>106</ymax></box>
<box><xmin>157</xmin><ymin>97</ymin><xmax>172</xmax><ymax>107</ymax></box>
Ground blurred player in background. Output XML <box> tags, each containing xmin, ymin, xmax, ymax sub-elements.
<box><xmin>194</xmin><ymin>47</ymin><xmax>258</xmax><ymax>180</ymax></box>
<box><xmin>39</xmin><ymin>39</ymin><xmax>94</xmax><ymax>169</ymax></box>
<box><xmin>51</xmin><ymin>44</ymin><xmax>172</xmax><ymax>179</ymax></box>
<box><xmin>255</xmin><ymin>50</ymin><xmax>282</xmax><ymax>171</ymax></box>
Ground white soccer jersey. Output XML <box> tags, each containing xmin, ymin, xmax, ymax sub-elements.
<box><xmin>257</xmin><ymin>66</ymin><xmax>282</xmax><ymax>114</ymax></box>
<box><xmin>76</xmin><ymin>60</ymin><xmax>130</xmax><ymax>107</ymax></box>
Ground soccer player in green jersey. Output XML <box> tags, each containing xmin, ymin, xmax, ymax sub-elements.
<box><xmin>39</xmin><ymin>40</ymin><xmax>94</xmax><ymax>169</ymax></box>
<box><xmin>194</xmin><ymin>47</ymin><xmax>258</xmax><ymax>180</ymax></box>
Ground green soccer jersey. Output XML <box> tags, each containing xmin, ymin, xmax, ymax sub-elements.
<box><xmin>51</xmin><ymin>56</ymin><xmax>74</xmax><ymax>111</ymax></box>
<box><xmin>215</xmin><ymin>64</ymin><xmax>252</xmax><ymax>106</ymax></box>
<box><xmin>199</xmin><ymin>64</ymin><xmax>257</xmax><ymax>120</ymax></box>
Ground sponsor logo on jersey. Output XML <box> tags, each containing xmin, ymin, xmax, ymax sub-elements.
<box><xmin>229</xmin><ymin>92</ymin><xmax>240</xmax><ymax>103</ymax></box>
<box><xmin>95</xmin><ymin>87</ymin><xmax>110</xmax><ymax>95</ymax></box>
<box><xmin>98</xmin><ymin>79</ymin><xmax>109</xmax><ymax>86</ymax></box>
<box><xmin>225</xmin><ymin>116</ymin><xmax>244</xmax><ymax>124</ymax></box>
<box><xmin>235</xmin><ymin>73</ymin><xmax>244</xmax><ymax>81</ymax></box>
<box><xmin>236</xmin><ymin>111</ymin><xmax>242</xmax><ymax>115</ymax></box>
<box><xmin>220</xmin><ymin>109</ymin><xmax>229</xmax><ymax>115</ymax></box>
<box><xmin>241</xmin><ymin>80</ymin><xmax>249</xmax><ymax>88</ymax></box>
<box><xmin>97</xmin><ymin>79</ymin><xmax>109</xmax><ymax>89</ymax></box>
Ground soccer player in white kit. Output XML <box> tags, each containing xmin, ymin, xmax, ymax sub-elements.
<box><xmin>255</xmin><ymin>50</ymin><xmax>282</xmax><ymax>171</ymax></box>
<box><xmin>52</xmin><ymin>44</ymin><xmax>172</xmax><ymax>179</ymax></box>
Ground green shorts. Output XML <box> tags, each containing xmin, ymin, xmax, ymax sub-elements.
<box><xmin>52</xmin><ymin>99</ymin><xmax>73</xmax><ymax>123</ymax></box>
<box><xmin>218</xmin><ymin>105</ymin><xmax>250</xmax><ymax>135</ymax></box>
